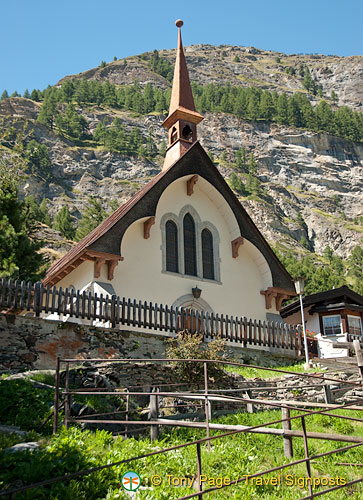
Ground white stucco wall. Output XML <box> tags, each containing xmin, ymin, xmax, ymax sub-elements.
<box><xmin>284</xmin><ymin>306</ymin><xmax>320</xmax><ymax>334</ymax></box>
<box><xmin>56</xmin><ymin>176</ymin><xmax>279</xmax><ymax>321</ymax></box>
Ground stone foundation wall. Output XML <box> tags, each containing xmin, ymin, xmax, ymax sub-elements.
<box><xmin>0</xmin><ymin>313</ymin><xmax>299</xmax><ymax>372</ymax></box>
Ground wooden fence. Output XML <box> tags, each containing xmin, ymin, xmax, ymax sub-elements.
<box><xmin>0</xmin><ymin>278</ymin><xmax>308</xmax><ymax>353</ymax></box>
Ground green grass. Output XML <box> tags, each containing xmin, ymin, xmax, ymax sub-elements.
<box><xmin>1</xmin><ymin>407</ymin><xmax>362</xmax><ymax>499</ymax></box>
<box><xmin>224</xmin><ymin>361</ymin><xmax>322</xmax><ymax>379</ymax></box>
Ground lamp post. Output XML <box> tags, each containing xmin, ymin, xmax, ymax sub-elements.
<box><xmin>294</xmin><ymin>277</ymin><xmax>310</xmax><ymax>369</ymax></box>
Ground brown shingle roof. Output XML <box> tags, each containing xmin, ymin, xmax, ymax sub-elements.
<box><xmin>43</xmin><ymin>167</ymin><xmax>169</xmax><ymax>285</ymax></box>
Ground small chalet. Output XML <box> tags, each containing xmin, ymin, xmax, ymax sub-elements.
<box><xmin>43</xmin><ymin>20</ymin><xmax>296</xmax><ymax>323</ymax></box>
<box><xmin>281</xmin><ymin>286</ymin><xmax>363</xmax><ymax>358</ymax></box>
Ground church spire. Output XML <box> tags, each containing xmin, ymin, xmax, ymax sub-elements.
<box><xmin>162</xmin><ymin>20</ymin><xmax>203</xmax><ymax>170</ymax></box>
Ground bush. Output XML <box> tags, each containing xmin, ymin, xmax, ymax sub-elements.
<box><xmin>0</xmin><ymin>379</ymin><xmax>53</xmax><ymax>431</ymax></box>
<box><xmin>166</xmin><ymin>330</ymin><xmax>227</xmax><ymax>387</ymax></box>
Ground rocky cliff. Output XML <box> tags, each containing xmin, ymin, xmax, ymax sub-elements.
<box><xmin>0</xmin><ymin>44</ymin><xmax>362</xmax><ymax>266</ymax></box>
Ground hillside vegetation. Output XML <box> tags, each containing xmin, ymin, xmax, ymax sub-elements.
<box><xmin>0</xmin><ymin>46</ymin><xmax>362</xmax><ymax>292</ymax></box>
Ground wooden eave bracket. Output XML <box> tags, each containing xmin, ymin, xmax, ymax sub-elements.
<box><xmin>83</xmin><ymin>250</ymin><xmax>123</xmax><ymax>281</ymax></box>
<box><xmin>261</xmin><ymin>287</ymin><xmax>296</xmax><ymax>311</ymax></box>
<box><xmin>187</xmin><ymin>175</ymin><xmax>198</xmax><ymax>196</ymax></box>
<box><xmin>144</xmin><ymin>217</ymin><xmax>155</xmax><ymax>239</ymax></box>
<box><xmin>231</xmin><ymin>237</ymin><xmax>244</xmax><ymax>258</ymax></box>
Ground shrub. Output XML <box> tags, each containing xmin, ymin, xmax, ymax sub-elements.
<box><xmin>166</xmin><ymin>329</ymin><xmax>227</xmax><ymax>387</ymax></box>
<box><xmin>0</xmin><ymin>379</ymin><xmax>53</xmax><ymax>431</ymax></box>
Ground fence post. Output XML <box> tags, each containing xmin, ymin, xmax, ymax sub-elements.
<box><xmin>53</xmin><ymin>356</ymin><xmax>61</xmax><ymax>434</ymax></box>
<box><xmin>110</xmin><ymin>295</ymin><xmax>116</xmax><ymax>328</ymax></box>
<box><xmin>353</xmin><ymin>340</ymin><xmax>363</xmax><ymax>381</ymax></box>
<box><xmin>282</xmin><ymin>407</ymin><xmax>293</xmax><ymax>458</ymax></box>
<box><xmin>245</xmin><ymin>390</ymin><xmax>254</xmax><ymax>413</ymax></box>
<box><xmin>203</xmin><ymin>362</ymin><xmax>211</xmax><ymax>451</ymax></box>
<box><xmin>124</xmin><ymin>389</ymin><xmax>129</xmax><ymax>438</ymax></box>
<box><xmin>150</xmin><ymin>387</ymin><xmax>159</xmax><ymax>442</ymax></box>
<box><xmin>323</xmin><ymin>384</ymin><xmax>333</xmax><ymax>404</ymax></box>
<box><xmin>301</xmin><ymin>416</ymin><xmax>313</xmax><ymax>498</ymax></box>
<box><xmin>64</xmin><ymin>362</ymin><xmax>70</xmax><ymax>429</ymax></box>
<box><xmin>34</xmin><ymin>281</ymin><xmax>42</xmax><ymax>317</ymax></box>
<box><xmin>196</xmin><ymin>442</ymin><xmax>203</xmax><ymax>499</ymax></box>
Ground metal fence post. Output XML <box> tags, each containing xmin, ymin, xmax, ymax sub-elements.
<box><xmin>125</xmin><ymin>389</ymin><xmax>129</xmax><ymax>438</ymax></box>
<box><xmin>301</xmin><ymin>416</ymin><xmax>313</xmax><ymax>498</ymax></box>
<box><xmin>196</xmin><ymin>441</ymin><xmax>203</xmax><ymax>499</ymax></box>
<box><xmin>323</xmin><ymin>384</ymin><xmax>332</xmax><ymax>404</ymax></box>
<box><xmin>53</xmin><ymin>356</ymin><xmax>61</xmax><ymax>434</ymax></box>
<box><xmin>150</xmin><ymin>387</ymin><xmax>159</xmax><ymax>441</ymax></box>
<box><xmin>203</xmin><ymin>362</ymin><xmax>210</xmax><ymax>451</ymax></box>
<box><xmin>64</xmin><ymin>362</ymin><xmax>70</xmax><ymax>429</ymax></box>
<box><xmin>282</xmin><ymin>407</ymin><xmax>293</xmax><ymax>458</ymax></box>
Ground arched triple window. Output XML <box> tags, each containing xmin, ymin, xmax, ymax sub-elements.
<box><xmin>165</xmin><ymin>220</ymin><xmax>178</xmax><ymax>273</ymax></box>
<box><xmin>183</xmin><ymin>213</ymin><xmax>197</xmax><ymax>276</ymax></box>
<box><xmin>202</xmin><ymin>228</ymin><xmax>214</xmax><ymax>280</ymax></box>
<box><xmin>161</xmin><ymin>206</ymin><xmax>220</xmax><ymax>282</ymax></box>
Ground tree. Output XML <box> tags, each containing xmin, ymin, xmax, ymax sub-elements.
<box><xmin>233</xmin><ymin>55</ymin><xmax>241</xmax><ymax>62</ymax></box>
<box><xmin>302</xmin><ymin>67</ymin><xmax>314</xmax><ymax>92</ymax></box>
<box><xmin>1</xmin><ymin>90</ymin><xmax>8</xmax><ymax>100</ymax></box>
<box><xmin>0</xmin><ymin>157</ymin><xmax>44</xmax><ymax>280</ymax></box>
<box><xmin>53</xmin><ymin>206</ymin><xmax>75</xmax><ymax>240</ymax></box>
<box><xmin>235</xmin><ymin>147</ymin><xmax>247</xmax><ymax>171</ymax></box>
<box><xmin>37</xmin><ymin>95</ymin><xmax>58</xmax><ymax>129</ymax></box>
<box><xmin>348</xmin><ymin>246</ymin><xmax>363</xmax><ymax>281</ymax></box>
<box><xmin>330</xmin><ymin>90</ymin><xmax>338</xmax><ymax>103</ymax></box>
<box><xmin>75</xmin><ymin>197</ymin><xmax>108</xmax><ymax>241</ymax></box>
<box><xmin>30</xmin><ymin>89</ymin><xmax>41</xmax><ymax>102</ymax></box>
<box><xmin>23</xmin><ymin>89</ymin><xmax>30</xmax><ymax>99</ymax></box>
<box><xmin>25</xmin><ymin>140</ymin><xmax>52</xmax><ymax>179</ymax></box>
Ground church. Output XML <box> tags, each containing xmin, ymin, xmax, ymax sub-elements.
<box><xmin>43</xmin><ymin>20</ymin><xmax>296</xmax><ymax>323</ymax></box>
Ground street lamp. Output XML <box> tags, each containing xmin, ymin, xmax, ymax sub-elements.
<box><xmin>294</xmin><ymin>277</ymin><xmax>310</xmax><ymax>369</ymax></box>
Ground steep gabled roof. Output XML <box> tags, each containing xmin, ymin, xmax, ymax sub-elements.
<box><xmin>44</xmin><ymin>141</ymin><xmax>295</xmax><ymax>292</ymax></box>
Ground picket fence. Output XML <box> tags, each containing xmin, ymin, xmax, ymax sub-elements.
<box><xmin>0</xmin><ymin>278</ymin><xmax>310</xmax><ymax>353</ymax></box>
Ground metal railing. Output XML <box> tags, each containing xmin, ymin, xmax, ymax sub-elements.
<box><xmin>1</xmin><ymin>357</ymin><xmax>362</xmax><ymax>499</ymax></box>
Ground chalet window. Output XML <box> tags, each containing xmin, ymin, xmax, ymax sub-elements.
<box><xmin>165</xmin><ymin>220</ymin><xmax>178</xmax><ymax>273</ymax></box>
<box><xmin>202</xmin><ymin>228</ymin><xmax>214</xmax><ymax>280</ymax></box>
<box><xmin>347</xmin><ymin>315</ymin><xmax>362</xmax><ymax>336</ymax></box>
<box><xmin>322</xmin><ymin>315</ymin><xmax>342</xmax><ymax>336</ymax></box>
<box><xmin>183</xmin><ymin>213</ymin><xmax>197</xmax><ymax>276</ymax></box>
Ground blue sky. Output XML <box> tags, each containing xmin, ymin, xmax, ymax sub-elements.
<box><xmin>1</xmin><ymin>0</ymin><xmax>362</xmax><ymax>95</ymax></box>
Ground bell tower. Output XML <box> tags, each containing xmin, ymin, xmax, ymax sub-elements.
<box><xmin>162</xmin><ymin>20</ymin><xmax>204</xmax><ymax>170</ymax></box>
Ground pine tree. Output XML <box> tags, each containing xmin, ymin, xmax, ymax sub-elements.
<box><xmin>30</xmin><ymin>89</ymin><xmax>41</xmax><ymax>101</ymax></box>
<box><xmin>75</xmin><ymin>197</ymin><xmax>107</xmax><ymax>241</ymax></box>
<box><xmin>37</xmin><ymin>95</ymin><xmax>58</xmax><ymax>129</ymax></box>
<box><xmin>235</xmin><ymin>147</ymin><xmax>247</xmax><ymax>171</ymax></box>
<box><xmin>23</xmin><ymin>89</ymin><xmax>30</xmax><ymax>99</ymax></box>
<box><xmin>302</xmin><ymin>67</ymin><xmax>314</xmax><ymax>92</ymax></box>
<box><xmin>25</xmin><ymin>140</ymin><xmax>52</xmax><ymax>179</ymax></box>
<box><xmin>0</xmin><ymin>157</ymin><xmax>44</xmax><ymax>280</ymax></box>
<box><xmin>1</xmin><ymin>90</ymin><xmax>9</xmax><ymax>100</ymax></box>
<box><xmin>53</xmin><ymin>206</ymin><xmax>75</xmax><ymax>240</ymax></box>
<box><xmin>39</xmin><ymin>199</ymin><xmax>52</xmax><ymax>226</ymax></box>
